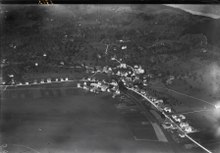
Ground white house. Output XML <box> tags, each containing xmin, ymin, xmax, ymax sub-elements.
<box><xmin>101</xmin><ymin>85</ymin><xmax>108</xmax><ymax>92</ymax></box>
<box><xmin>121</xmin><ymin>46</ymin><xmax>127</xmax><ymax>50</ymax></box>
<box><xmin>47</xmin><ymin>78</ymin><xmax>51</xmax><ymax>83</ymax></box>
<box><xmin>77</xmin><ymin>83</ymin><xmax>81</xmax><ymax>88</ymax></box>
<box><xmin>40</xmin><ymin>79</ymin><xmax>45</xmax><ymax>84</ymax></box>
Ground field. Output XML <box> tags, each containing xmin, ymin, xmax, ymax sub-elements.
<box><xmin>1</xmin><ymin>85</ymin><xmax>178</xmax><ymax>153</ymax></box>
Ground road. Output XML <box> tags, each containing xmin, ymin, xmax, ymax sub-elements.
<box><xmin>127</xmin><ymin>87</ymin><xmax>212</xmax><ymax>153</ymax></box>
<box><xmin>123</xmin><ymin>90</ymin><xmax>198</xmax><ymax>153</ymax></box>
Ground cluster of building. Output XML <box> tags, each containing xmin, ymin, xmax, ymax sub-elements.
<box><xmin>80</xmin><ymin>56</ymin><xmax>198</xmax><ymax>142</ymax></box>
<box><xmin>77</xmin><ymin>77</ymin><xmax>120</xmax><ymax>98</ymax></box>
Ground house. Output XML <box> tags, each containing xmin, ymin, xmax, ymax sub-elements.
<box><xmin>108</xmin><ymin>67</ymin><xmax>112</xmax><ymax>71</ymax></box>
<box><xmin>110</xmin><ymin>81</ymin><xmax>118</xmax><ymax>87</ymax></box>
<box><xmin>115</xmin><ymin>89</ymin><xmax>120</xmax><ymax>95</ymax></box>
<box><xmin>103</xmin><ymin>66</ymin><xmax>109</xmax><ymax>73</ymax></box>
<box><xmin>111</xmin><ymin>57</ymin><xmax>116</xmax><ymax>61</ymax></box>
<box><xmin>47</xmin><ymin>78</ymin><xmax>51</xmax><ymax>83</ymax></box>
<box><xmin>122</xmin><ymin>63</ymin><xmax>127</xmax><ymax>68</ymax></box>
<box><xmin>134</xmin><ymin>66</ymin><xmax>145</xmax><ymax>74</ymax></box>
<box><xmin>101</xmin><ymin>85</ymin><xmax>108</xmax><ymax>92</ymax></box>
<box><xmin>116</xmin><ymin>71</ymin><xmax>121</xmax><ymax>76</ymax></box>
<box><xmin>40</xmin><ymin>79</ymin><xmax>45</xmax><ymax>84</ymax></box>
<box><xmin>121</xmin><ymin>46</ymin><xmax>127</xmax><ymax>50</ymax></box>
<box><xmin>134</xmin><ymin>65</ymin><xmax>139</xmax><ymax>69</ymax></box>
<box><xmin>77</xmin><ymin>83</ymin><xmax>81</xmax><ymax>88</ymax></box>
<box><xmin>90</xmin><ymin>82</ymin><xmax>101</xmax><ymax>88</ymax></box>
<box><xmin>137</xmin><ymin>67</ymin><xmax>145</xmax><ymax>74</ymax></box>
<box><xmin>124</xmin><ymin>72</ymin><xmax>128</xmax><ymax>77</ymax></box>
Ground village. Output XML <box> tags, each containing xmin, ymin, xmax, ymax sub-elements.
<box><xmin>1</xmin><ymin>53</ymin><xmax>200</xmax><ymax>145</ymax></box>
<box><xmin>76</xmin><ymin>55</ymin><xmax>200</xmax><ymax>145</ymax></box>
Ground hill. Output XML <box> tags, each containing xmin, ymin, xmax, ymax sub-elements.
<box><xmin>1</xmin><ymin>4</ymin><xmax>220</xmax><ymax>97</ymax></box>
